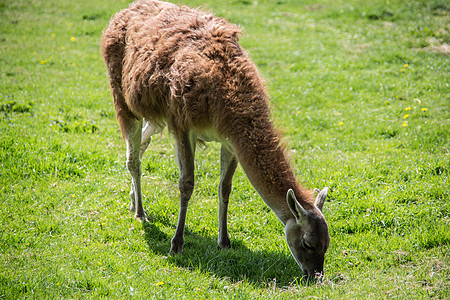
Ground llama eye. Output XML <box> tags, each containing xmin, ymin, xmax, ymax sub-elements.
<box><xmin>302</xmin><ymin>239</ymin><xmax>314</xmax><ymax>250</ymax></box>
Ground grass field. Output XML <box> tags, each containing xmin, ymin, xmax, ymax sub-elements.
<box><xmin>1</xmin><ymin>0</ymin><xmax>449</xmax><ymax>298</ymax></box>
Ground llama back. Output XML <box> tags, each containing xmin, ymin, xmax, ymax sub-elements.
<box><xmin>102</xmin><ymin>0</ymin><xmax>268</xmax><ymax>136</ymax></box>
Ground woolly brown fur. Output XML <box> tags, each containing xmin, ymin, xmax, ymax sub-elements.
<box><xmin>101</xmin><ymin>0</ymin><xmax>316</xmax><ymax>220</ymax></box>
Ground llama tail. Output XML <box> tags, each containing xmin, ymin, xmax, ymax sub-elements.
<box><xmin>100</xmin><ymin>11</ymin><xmax>129</xmax><ymax>91</ymax></box>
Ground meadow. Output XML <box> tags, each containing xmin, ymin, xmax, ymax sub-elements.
<box><xmin>0</xmin><ymin>0</ymin><xmax>449</xmax><ymax>298</ymax></box>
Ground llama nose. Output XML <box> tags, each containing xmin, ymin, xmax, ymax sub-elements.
<box><xmin>302</xmin><ymin>269</ymin><xmax>324</xmax><ymax>282</ymax></box>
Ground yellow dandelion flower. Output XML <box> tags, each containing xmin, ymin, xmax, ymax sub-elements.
<box><xmin>421</xmin><ymin>108</ymin><xmax>428</xmax><ymax>112</ymax></box>
<box><xmin>338</xmin><ymin>121</ymin><xmax>343</xmax><ymax>126</ymax></box>
<box><xmin>400</xmin><ymin>68</ymin><xmax>405</xmax><ymax>72</ymax></box>
<box><xmin>401</xmin><ymin>121</ymin><xmax>408</xmax><ymax>127</ymax></box>
<box><xmin>403</xmin><ymin>64</ymin><xmax>409</xmax><ymax>68</ymax></box>
<box><xmin>156</xmin><ymin>281</ymin><xmax>164</xmax><ymax>286</ymax></box>
<box><xmin>70</xmin><ymin>36</ymin><xmax>76</xmax><ymax>42</ymax></box>
<box><xmin>40</xmin><ymin>60</ymin><xmax>46</xmax><ymax>65</ymax></box>
<box><xmin>404</xmin><ymin>107</ymin><xmax>411</xmax><ymax>111</ymax></box>
<box><xmin>403</xmin><ymin>114</ymin><xmax>409</xmax><ymax>119</ymax></box>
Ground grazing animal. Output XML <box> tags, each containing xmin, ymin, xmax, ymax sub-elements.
<box><xmin>101</xmin><ymin>0</ymin><xmax>330</xmax><ymax>279</ymax></box>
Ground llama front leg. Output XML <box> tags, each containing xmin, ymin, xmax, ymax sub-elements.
<box><xmin>218</xmin><ymin>145</ymin><xmax>238</xmax><ymax>248</ymax></box>
<box><xmin>170</xmin><ymin>131</ymin><xmax>196</xmax><ymax>254</ymax></box>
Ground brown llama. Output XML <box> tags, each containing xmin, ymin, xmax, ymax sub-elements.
<box><xmin>101</xmin><ymin>0</ymin><xmax>330</xmax><ymax>279</ymax></box>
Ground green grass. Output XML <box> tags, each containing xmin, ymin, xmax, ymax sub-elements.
<box><xmin>1</xmin><ymin>0</ymin><xmax>449</xmax><ymax>298</ymax></box>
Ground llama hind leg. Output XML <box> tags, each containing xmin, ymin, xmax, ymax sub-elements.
<box><xmin>139</xmin><ymin>120</ymin><xmax>165</xmax><ymax>160</ymax></box>
<box><xmin>124</xmin><ymin>118</ymin><xmax>147</xmax><ymax>221</ymax></box>
<box><xmin>129</xmin><ymin>121</ymin><xmax>165</xmax><ymax>214</ymax></box>
<box><xmin>108</xmin><ymin>81</ymin><xmax>146</xmax><ymax>220</ymax></box>
<box><xmin>218</xmin><ymin>145</ymin><xmax>238</xmax><ymax>249</ymax></box>
<box><xmin>131</xmin><ymin>120</ymin><xmax>164</xmax><ymax>202</ymax></box>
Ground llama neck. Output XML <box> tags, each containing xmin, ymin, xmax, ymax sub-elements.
<box><xmin>227</xmin><ymin>119</ymin><xmax>313</xmax><ymax>225</ymax></box>
<box><xmin>217</xmin><ymin>55</ymin><xmax>313</xmax><ymax>223</ymax></box>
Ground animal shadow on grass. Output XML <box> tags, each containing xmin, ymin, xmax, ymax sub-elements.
<box><xmin>142</xmin><ymin>217</ymin><xmax>303</xmax><ymax>287</ymax></box>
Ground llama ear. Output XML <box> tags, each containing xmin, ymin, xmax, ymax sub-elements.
<box><xmin>314</xmin><ymin>187</ymin><xmax>329</xmax><ymax>212</ymax></box>
<box><xmin>287</xmin><ymin>189</ymin><xmax>308</xmax><ymax>222</ymax></box>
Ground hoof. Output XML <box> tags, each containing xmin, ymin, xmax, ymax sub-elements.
<box><xmin>170</xmin><ymin>238</ymin><xmax>184</xmax><ymax>254</ymax></box>
<box><xmin>169</xmin><ymin>244</ymin><xmax>183</xmax><ymax>255</ymax></box>
<box><xmin>134</xmin><ymin>213</ymin><xmax>148</xmax><ymax>223</ymax></box>
<box><xmin>218</xmin><ymin>238</ymin><xmax>231</xmax><ymax>249</ymax></box>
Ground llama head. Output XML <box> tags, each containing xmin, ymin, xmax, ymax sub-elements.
<box><xmin>285</xmin><ymin>188</ymin><xmax>330</xmax><ymax>280</ymax></box>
